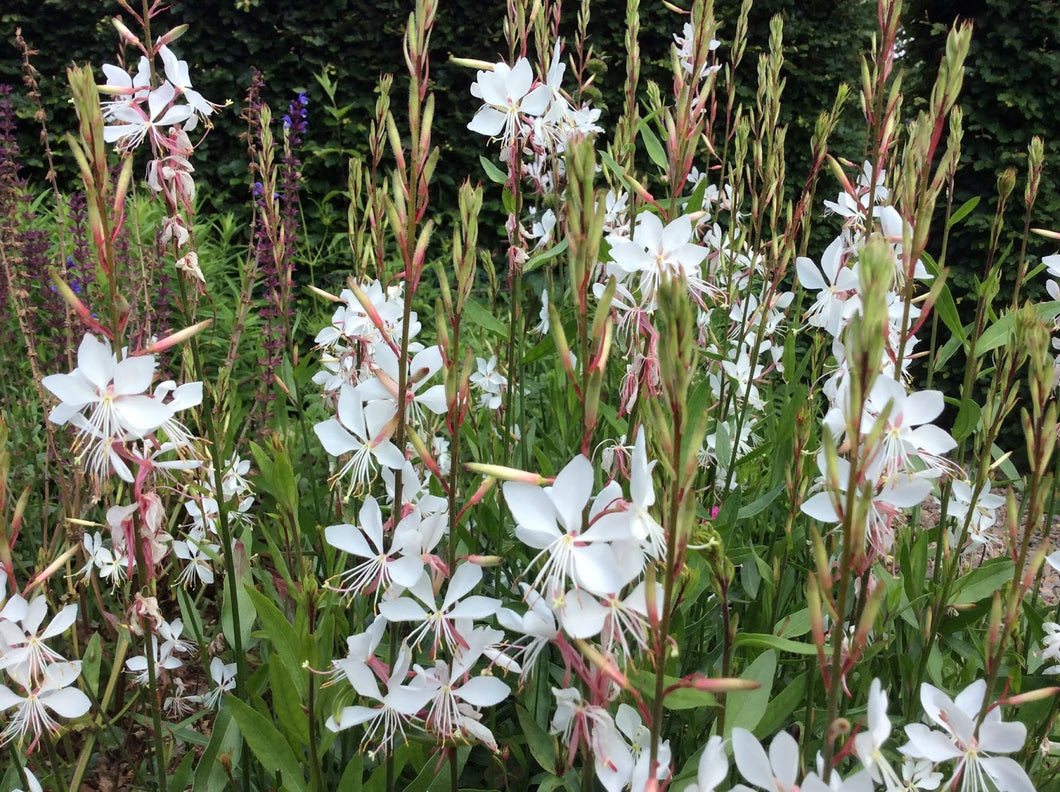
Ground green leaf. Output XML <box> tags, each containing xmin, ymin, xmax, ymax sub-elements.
<box><xmin>946</xmin><ymin>195</ymin><xmax>980</xmax><ymax>229</ymax></box>
<box><xmin>82</xmin><ymin>632</ymin><xmax>102</xmax><ymax>698</ymax></box>
<box><xmin>269</xmin><ymin>650</ymin><xmax>310</xmax><ymax>747</ymax></box>
<box><xmin>226</xmin><ymin>696</ymin><xmax>307</xmax><ymax>792</ymax></box>
<box><xmin>933</xmin><ymin>331</ymin><xmax>964</xmax><ymax>371</ymax></box>
<box><xmin>524</xmin><ymin>239</ymin><xmax>569</xmax><ymax>274</ymax></box>
<box><xmin>480</xmin><ymin>155</ymin><xmax>507</xmax><ymax>184</ymax></box>
<box><xmin>951</xmin><ymin>398</ymin><xmax>981</xmax><ymax>442</ymax></box>
<box><xmin>662</xmin><ymin>683</ymin><xmax>718</xmax><ymax>711</ymax></box>
<box><xmin>193</xmin><ymin>708</ymin><xmax>241</xmax><ymax>792</ymax></box>
<box><xmin>247</xmin><ymin>587</ymin><xmax>307</xmax><ymax>698</ymax></box>
<box><xmin>737</xmin><ymin>484</ymin><xmax>785</xmax><ymax>520</ymax></box>
<box><xmin>169</xmin><ymin>751</ymin><xmax>197</xmax><ymax>791</ymax></box>
<box><xmin>638</xmin><ymin>122</ymin><xmax>668</xmax><ymax>171</ymax></box>
<box><xmin>464</xmin><ymin>299</ymin><xmax>509</xmax><ymax>338</ymax></box>
<box><xmin>337</xmin><ymin>757</ymin><xmax>364</xmax><ymax>792</ymax></box>
<box><xmin>516</xmin><ymin>705</ymin><xmax>556</xmax><ymax>774</ymax></box>
<box><xmin>948</xmin><ymin>557</ymin><xmax>1014</xmax><ymax>605</ymax></box>
<box><xmin>221</xmin><ymin>544</ymin><xmax>256</xmax><ymax>653</ymax></box>
<box><xmin>757</xmin><ymin>672</ymin><xmax>808</xmax><ymax>737</ymax></box>
<box><xmin>774</xmin><ymin>608</ymin><xmax>811</xmax><ymax>639</ymax></box>
<box><xmin>270</xmin><ymin>445</ymin><xmax>299</xmax><ymax>511</ymax></box>
<box><xmin>919</xmin><ymin>252</ymin><xmax>966</xmax><ymax>346</ymax></box>
<box><xmin>536</xmin><ymin>778</ymin><xmax>567</xmax><ymax>792</ymax></box>
<box><xmin>732</xmin><ymin>633</ymin><xmax>818</xmax><ymax>655</ymax></box>
<box><xmin>598</xmin><ymin>149</ymin><xmax>627</xmax><ymax>183</ymax></box>
<box><xmin>724</xmin><ymin>650</ymin><xmax>776</xmax><ymax>736</ymax></box>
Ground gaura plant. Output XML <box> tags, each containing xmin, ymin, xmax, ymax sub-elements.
<box><xmin>4</xmin><ymin>0</ymin><xmax>1060</xmax><ymax>790</ymax></box>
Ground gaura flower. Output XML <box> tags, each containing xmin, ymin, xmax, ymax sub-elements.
<box><xmin>0</xmin><ymin>661</ymin><xmax>90</xmax><ymax>748</ymax></box>
<box><xmin>900</xmin><ymin>680</ymin><xmax>1034</xmax><ymax>792</ymax></box>
<box><xmin>42</xmin><ymin>334</ymin><xmax>183</xmax><ymax>482</ymax></box>
<box><xmin>467</xmin><ymin>58</ymin><xmax>551</xmax><ymax>144</ymax></box>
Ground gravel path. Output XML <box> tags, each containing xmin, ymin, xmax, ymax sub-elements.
<box><xmin>917</xmin><ymin>499</ymin><xmax>1060</xmax><ymax>607</ymax></box>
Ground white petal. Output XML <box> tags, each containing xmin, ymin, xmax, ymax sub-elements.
<box><xmin>325</xmin><ymin>523</ymin><xmax>374</xmax><ymax>558</ymax></box>
<box><xmin>732</xmin><ymin>728</ymin><xmax>775</xmax><ymax>791</ymax></box>
<box><xmin>468</xmin><ymin>107</ymin><xmax>507</xmax><ymax>136</ymax></box>
<box><xmin>572</xmin><ymin>544</ymin><xmax>623</xmax><ymax>596</ymax></box>
<box><xmin>444</xmin><ymin>563</ymin><xmax>483</xmax><ymax>607</ymax></box>
<box><xmin>979</xmin><ymin>719</ymin><xmax>1027</xmax><ymax>754</ymax></box>
<box><xmin>457</xmin><ymin>675</ymin><xmax>509</xmax><ymax>708</ymax></box>
<box><xmin>560</xmin><ymin>591</ymin><xmax>608</xmax><ymax>638</ymax></box>
<box><xmin>315</xmin><ymin>419</ymin><xmax>358</xmax><ymax>456</ymax></box>
<box><xmin>77</xmin><ymin>335</ymin><xmax>116</xmax><ymax>390</ymax></box>
<box><xmin>42</xmin><ymin>372</ymin><xmax>96</xmax><ymax>409</ymax></box>
<box><xmin>549</xmin><ymin>455</ymin><xmax>593</xmax><ymax>534</ymax></box>
<box><xmin>801</xmin><ymin>492</ymin><xmax>840</xmax><ymax>522</ymax></box>
<box><xmin>378</xmin><ymin>598</ymin><xmax>427</xmax><ymax>622</ymax></box>
<box><xmin>769</xmin><ymin>731</ymin><xmax>799</xmax><ymax>791</ymax></box>
<box><xmin>113</xmin><ymin>355</ymin><xmax>157</xmax><ymax>396</ymax></box>
<box><xmin>981</xmin><ymin>756</ymin><xmax>1036</xmax><ymax>792</ymax></box>
<box><xmin>43</xmin><ymin>686</ymin><xmax>91</xmax><ymax>718</ymax></box>
<box><xmin>504</xmin><ymin>482</ymin><xmax>559</xmax><ymax>545</ymax></box>
<box><xmin>41</xmin><ymin>604</ymin><xmax>78</xmax><ymax>640</ymax></box>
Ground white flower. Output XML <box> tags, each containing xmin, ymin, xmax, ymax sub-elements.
<box><xmin>157</xmin><ymin>45</ymin><xmax>222</xmax><ymax>129</ymax></box>
<box><xmin>358</xmin><ymin>344</ymin><xmax>448</xmax><ymax>426</ymax></box>
<box><xmin>12</xmin><ymin>765</ymin><xmax>42</xmax><ymax>792</ymax></box>
<box><xmin>948</xmin><ymin>480</ymin><xmax>1005</xmax><ymax>549</ymax></box>
<box><xmin>173</xmin><ymin>526</ymin><xmax>218</xmax><ymax>587</ymax></box>
<box><xmin>503</xmin><ymin>455</ymin><xmax>635</xmax><ymax>598</ymax></box>
<box><xmin>855</xmin><ymin>679</ymin><xmax>905</xmax><ymax>790</ymax></box>
<box><xmin>796</xmin><ymin>236</ymin><xmax>862</xmax><ymax>338</ymax></box>
<box><xmin>900</xmin><ymin>680</ymin><xmax>1034</xmax><ymax>792</ymax></box>
<box><xmin>673</xmin><ymin>22</ymin><xmax>722</xmax><ymax>79</ymax></box>
<box><xmin>686</xmin><ymin>735</ymin><xmax>729</xmax><ymax>792</ymax></box>
<box><xmin>467</xmin><ymin>58</ymin><xmax>551</xmax><ymax>143</ymax></box>
<box><xmin>859</xmin><ymin>377</ymin><xmax>957</xmax><ymax>480</ymax></box>
<box><xmin>470</xmin><ymin>355</ymin><xmax>507</xmax><ymax>410</ymax></box>
<box><xmin>628</xmin><ymin>429</ymin><xmax>666</xmax><ymax>560</ymax></box>
<box><xmin>0</xmin><ymin>597</ymin><xmax>78</xmax><ymax>683</ymax></box>
<box><xmin>411</xmin><ymin>654</ymin><xmax>509</xmax><ymax>745</ymax></box>
<box><xmin>606</xmin><ymin>212</ymin><xmax>711</xmax><ymax>309</ymax></box>
<box><xmin>378</xmin><ymin>562</ymin><xmax>499</xmax><ymax>657</ymax></box>
<box><xmin>195</xmin><ymin>657</ymin><xmax>238</xmax><ymax>710</ymax></box>
<box><xmin>325</xmin><ymin>645</ymin><xmax>432</xmax><ymax>755</ymax></box>
<box><xmin>593</xmin><ymin>703</ymin><xmax>670</xmax><ymax>792</ymax></box>
<box><xmin>314</xmin><ymin>383</ymin><xmax>405</xmax><ymax>496</ymax></box>
<box><xmin>102</xmin><ymin>80</ymin><xmax>193</xmax><ymax>152</ymax></box>
<box><xmin>730</xmin><ymin>727</ymin><xmax>800</xmax><ymax>792</ymax></box>
<box><xmin>125</xmin><ymin>632</ymin><xmax>187</xmax><ymax>686</ymax></box>
<box><xmin>496</xmin><ymin>585</ymin><xmax>560</xmax><ymax>679</ymax></box>
<box><xmin>0</xmin><ymin>661</ymin><xmax>91</xmax><ymax>747</ymax></box>
<box><xmin>534</xmin><ymin>290</ymin><xmax>550</xmax><ymax>335</ymax></box>
<box><xmin>1041</xmin><ymin>622</ymin><xmax>1060</xmax><ymax>674</ymax></box>
<box><xmin>42</xmin><ymin>335</ymin><xmax>177</xmax><ymax>482</ymax></box>
<box><xmin>325</xmin><ymin>496</ymin><xmax>425</xmax><ymax>599</ymax></box>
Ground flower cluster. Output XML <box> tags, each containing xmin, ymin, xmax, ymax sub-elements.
<box><xmin>100</xmin><ymin>44</ymin><xmax>219</xmax><ymax>154</ymax></box>
<box><xmin>0</xmin><ymin>574</ymin><xmax>91</xmax><ymax>749</ymax></box>
<box><xmin>798</xmin><ymin>164</ymin><xmax>958</xmax><ymax>559</ymax></box>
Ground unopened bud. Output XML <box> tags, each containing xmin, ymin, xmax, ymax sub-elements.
<box><xmin>142</xmin><ymin>319</ymin><xmax>213</xmax><ymax>354</ymax></box>
<box><xmin>464</xmin><ymin>462</ymin><xmax>544</xmax><ymax>485</ymax></box>
<box><xmin>465</xmin><ymin>554</ymin><xmax>503</xmax><ymax>567</ymax></box>
<box><xmin>1005</xmin><ymin>687</ymin><xmax>1060</xmax><ymax>706</ymax></box>
<box><xmin>111</xmin><ymin>17</ymin><xmax>143</xmax><ymax>50</ymax></box>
